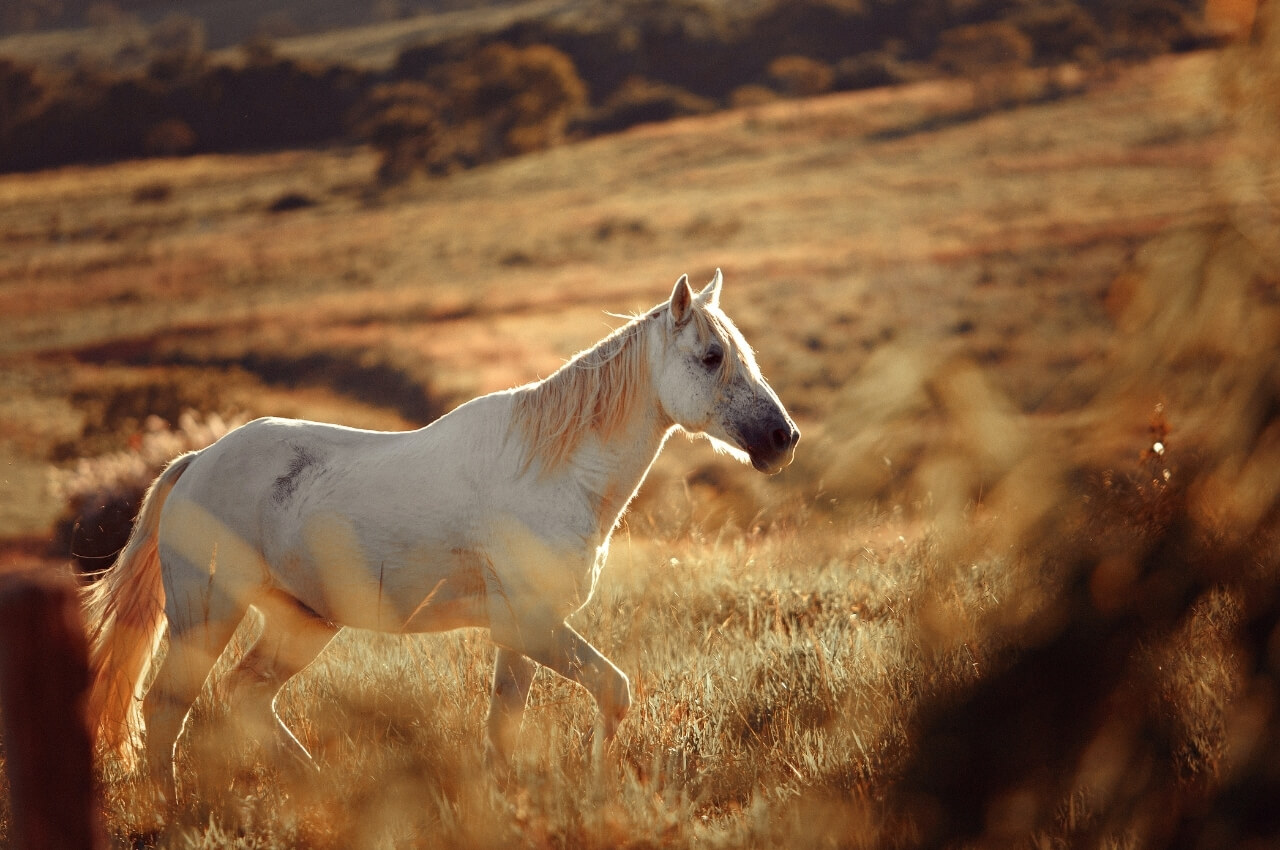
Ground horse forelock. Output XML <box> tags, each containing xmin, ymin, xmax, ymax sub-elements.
<box><xmin>512</xmin><ymin>313</ymin><xmax>656</xmax><ymax>473</ymax></box>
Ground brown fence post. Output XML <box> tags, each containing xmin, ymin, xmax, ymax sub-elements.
<box><xmin>0</xmin><ymin>570</ymin><xmax>103</xmax><ymax>850</ymax></box>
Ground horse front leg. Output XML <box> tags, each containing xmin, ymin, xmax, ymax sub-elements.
<box><xmin>485</xmin><ymin>647</ymin><xmax>536</xmax><ymax>774</ymax></box>
<box><xmin>519</xmin><ymin>621</ymin><xmax>631</xmax><ymax>742</ymax></box>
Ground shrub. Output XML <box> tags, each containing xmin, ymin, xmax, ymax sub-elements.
<box><xmin>766</xmin><ymin>55</ymin><xmax>835</xmax><ymax>97</ymax></box>
<box><xmin>187</xmin><ymin>58</ymin><xmax>369</xmax><ymax>152</ymax></box>
<box><xmin>1006</xmin><ymin>4</ymin><xmax>1104</xmax><ymax>65</ymax></box>
<box><xmin>932</xmin><ymin>21</ymin><xmax>1034</xmax><ymax>75</ymax></box>
<box><xmin>0</xmin><ymin>52</ymin><xmax>370</xmax><ymax>172</ymax></box>
<box><xmin>266</xmin><ymin>191</ymin><xmax>319</xmax><ymax>213</ymax></box>
<box><xmin>744</xmin><ymin>0</ymin><xmax>876</xmax><ymax>65</ymax></box>
<box><xmin>834</xmin><ymin>51</ymin><xmax>932</xmax><ymax>90</ymax></box>
<box><xmin>577</xmin><ymin>75</ymin><xmax>716</xmax><ymax>135</ymax></box>
<box><xmin>130</xmin><ymin>180</ymin><xmax>172</xmax><ymax>204</ymax></box>
<box><xmin>51</xmin><ymin>411</ymin><xmax>245</xmax><ymax>572</ymax></box>
<box><xmin>610</xmin><ymin>0</ymin><xmax>743</xmax><ymax>100</ymax></box>
<box><xmin>729</xmin><ymin>84</ymin><xmax>779</xmax><ymax>109</ymax></box>
<box><xmin>431</xmin><ymin>42</ymin><xmax>587</xmax><ymax>167</ymax></box>
<box><xmin>1097</xmin><ymin>0</ymin><xmax>1201</xmax><ymax>57</ymax></box>
<box><xmin>348</xmin><ymin>80</ymin><xmax>444</xmax><ymax>183</ymax></box>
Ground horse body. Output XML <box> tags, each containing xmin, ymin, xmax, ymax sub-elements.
<box><xmin>172</xmin><ymin>399</ymin><xmax>513</xmax><ymax>634</ymax></box>
<box><xmin>82</xmin><ymin>270</ymin><xmax>798</xmax><ymax>802</ymax></box>
<box><xmin>165</xmin><ymin>385</ymin><xmax>650</xmax><ymax>635</ymax></box>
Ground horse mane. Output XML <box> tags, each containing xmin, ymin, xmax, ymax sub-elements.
<box><xmin>511</xmin><ymin>312</ymin><xmax>656</xmax><ymax>473</ymax></box>
<box><xmin>510</xmin><ymin>298</ymin><xmax>757</xmax><ymax>473</ymax></box>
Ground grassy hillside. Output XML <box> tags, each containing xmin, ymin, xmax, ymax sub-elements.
<box><xmin>1</xmin><ymin>25</ymin><xmax>1278</xmax><ymax>849</ymax></box>
<box><xmin>0</xmin><ymin>54</ymin><xmax>1228</xmax><ymax>538</ymax></box>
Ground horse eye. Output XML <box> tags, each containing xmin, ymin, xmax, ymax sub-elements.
<box><xmin>701</xmin><ymin>347</ymin><xmax>723</xmax><ymax>370</ymax></box>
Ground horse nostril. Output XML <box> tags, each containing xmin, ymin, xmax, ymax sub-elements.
<box><xmin>770</xmin><ymin>427</ymin><xmax>793</xmax><ymax>452</ymax></box>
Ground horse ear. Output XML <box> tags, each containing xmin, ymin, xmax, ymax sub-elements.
<box><xmin>696</xmin><ymin>268</ymin><xmax>723</xmax><ymax>307</ymax></box>
<box><xmin>669</xmin><ymin>274</ymin><xmax>693</xmax><ymax>327</ymax></box>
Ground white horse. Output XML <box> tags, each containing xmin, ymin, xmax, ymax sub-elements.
<box><xmin>82</xmin><ymin>270</ymin><xmax>799</xmax><ymax>801</ymax></box>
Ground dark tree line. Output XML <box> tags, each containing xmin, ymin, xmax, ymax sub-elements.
<box><xmin>0</xmin><ymin>0</ymin><xmax>1220</xmax><ymax>177</ymax></box>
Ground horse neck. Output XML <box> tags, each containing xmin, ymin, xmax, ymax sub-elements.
<box><xmin>569</xmin><ymin>389</ymin><xmax>672</xmax><ymax>535</ymax></box>
<box><xmin>514</xmin><ymin>315</ymin><xmax>672</xmax><ymax>530</ymax></box>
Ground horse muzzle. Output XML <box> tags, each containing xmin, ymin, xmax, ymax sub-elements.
<box><xmin>744</xmin><ymin>420</ymin><xmax>800</xmax><ymax>475</ymax></box>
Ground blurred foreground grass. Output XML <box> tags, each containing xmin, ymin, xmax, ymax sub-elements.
<box><xmin>78</xmin><ymin>521</ymin><xmax>1004</xmax><ymax>849</ymax></box>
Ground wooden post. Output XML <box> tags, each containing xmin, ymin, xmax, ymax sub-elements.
<box><xmin>0</xmin><ymin>570</ymin><xmax>103</xmax><ymax>850</ymax></box>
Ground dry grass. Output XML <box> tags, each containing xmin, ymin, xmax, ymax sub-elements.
<box><xmin>1</xmin><ymin>21</ymin><xmax>1279</xmax><ymax>849</ymax></box>
<box><xmin>81</xmin><ymin>522</ymin><xmax>993</xmax><ymax>849</ymax></box>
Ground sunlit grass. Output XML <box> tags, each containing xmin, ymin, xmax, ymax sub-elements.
<box><xmin>68</xmin><ymin>516</ymin><xmax>994</xmax><ymax>849</ymax></box>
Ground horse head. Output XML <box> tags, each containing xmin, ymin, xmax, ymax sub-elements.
<box><xmin>652</xmin><ymin>269</ymin><xmax>799</xmax><ymax>474</ymax></box>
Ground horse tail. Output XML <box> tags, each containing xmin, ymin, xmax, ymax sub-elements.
<box><xmin>82</xmin><ymin>451</ymin><xmax>197</xmax><ymax>760</ymax></box>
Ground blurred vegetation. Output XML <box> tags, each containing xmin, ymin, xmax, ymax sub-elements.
<box><xmin>416</xmin><ymin>42</ymin><xmax>586</xmax><ymax>173</ymax></box>
<box><xmin>349</xmin><ymin>41</ymin><xmax>588</xmax><ymax>184</ymax></box>
<box><xmin>0</xmin><ymin>0</ymin><xmax>1224</xmax><ymax>179</ymax></box>
<box><xmin>51</xmin><ymin>411</ymin><xmax>245</xmax><ymax>574</ymax></box>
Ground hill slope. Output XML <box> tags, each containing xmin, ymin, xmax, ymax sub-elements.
<box><xmin>0</xmin><ymin>51</ymin><xmax>1245</xmax><ymax>540</ymax></box>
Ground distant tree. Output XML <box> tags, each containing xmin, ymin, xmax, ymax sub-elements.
<box><xmin>1006</xmin><ymin>4</ymin><xmax>1104</xmax><ymax>65</ymax></box>
<box><xmin>767</xmin><ymin>55</ymin><xmax>836</xmax><ymax>97</ymax></box>
<box><xmin>579</xmin><ymin>75</ymin><xmax>716</xmax><ymax>135</ymax></box>
<box><xmin>730</xmin><ymin>84</ymin><xmax>779</xmax><ymax>109</ymax></box>
<box><xmin>1098</xmin><ymin>0</ymin><xmax>1200</xmax><ymax>57</ymax></box>
<box><xmin>834</xmin><ymin>51</ymin><xmax>932</xmax><ymax>91</ymax></box>
<box><xmin>746</xmin><ymin>0</ymin><xmax>876</xmax><ymax>65</ymax></box>
<box><xmin>432</xmin><ymin>43</ymin><xmax>587</xmax><ymax>167</ymax></box>
<box><xmin>349</xmin><ymin>81</ymin><xmax>444</xmax><ymax>183</ymax></box>
<box><xmin>933</xmin><ymin>21</ymin><xmax>1033</xmax><ymax>74</ymax></box>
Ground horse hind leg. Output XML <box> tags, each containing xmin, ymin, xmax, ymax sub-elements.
<box><xmin>142</xmin><ymin>550</ymin><xmax>254</xmax><ymax>805</ymax></box>
<box><xmin>485</xmin><ymin>646</ymin><xmax>537</xmax><ymax>776</ymax></box>
<box><xmin>225</xmin><ymin>590</ymin><xmax>338</xmax><ymax>769</ymax></box>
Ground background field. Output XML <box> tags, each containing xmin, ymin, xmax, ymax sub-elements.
<box><xmin>0</xmin><ymin>53</ymin><xmax>1230</xmax><ymax>539</ymax></box>
<box><xmin>2</xmin><ymin>4</ymin><xmax>1279</xmax><ymax>848</ymax></box>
